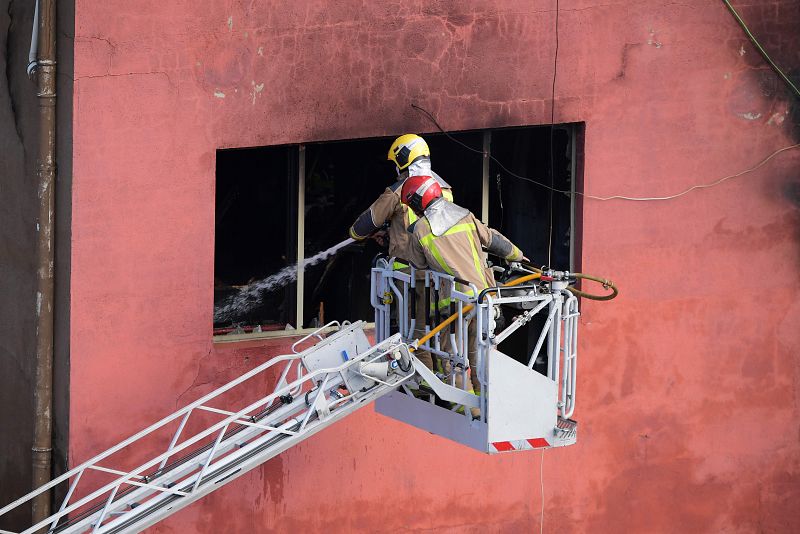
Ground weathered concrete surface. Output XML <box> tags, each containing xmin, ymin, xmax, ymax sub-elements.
<box><xmin>0</xmin><ymin>0</ymin><xmax>39</xmax><ymax>528</ymax></box>
<box><xmin>64</xmin><ymin>0</ymin><xmax>799</xmax><ymax>532</ymax></box>
<box><xmin>0</xmin><ymin>1</ymin><xmax>73</xmax><ymax>528</ymax></box>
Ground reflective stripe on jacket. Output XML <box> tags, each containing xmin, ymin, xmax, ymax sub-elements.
<box><xmin>349</xmin><ymin>178</ymin><xmax>453</xmax><ymax>262</ymax></box>
<box><xmin>407</xmin><ymin>207</ymin><xmax>523</xmax><ymax>309</ymax></box>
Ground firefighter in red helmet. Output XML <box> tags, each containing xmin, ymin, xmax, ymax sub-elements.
<box><xmin>401</xmin><ymin>175</ymin><xmax>527</xmax><ymax>417</ymax></box>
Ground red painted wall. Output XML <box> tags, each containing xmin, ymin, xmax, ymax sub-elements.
<box><xmin>68</xmin><ymin>1</ymin><xmax>800</xmax><ymax>532</ymax></box>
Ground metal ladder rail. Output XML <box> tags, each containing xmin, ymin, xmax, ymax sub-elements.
<box><xmin>59</xmin><ymin>359</ymin><xmax>325</xmax><ymax>532</ymax></box>
<box><xmin>0</xmin><ymin>350</ymin><xmax>312</xmax><ymax>534</ymax></box>
<box><xmin>56</xmin><ymin>335</ymin><xmax>411</xmax><ymax>534</ymax></box>
<box><xmin>50</xmin><ymin>397</ymin><xmax>292</xmax><ymax>532</ymax></box>
<box><xmin>51</xmin><ymin>392</ymin><xmax>310</xmax><ymax>533</ymax></box>
<box><xmin>0</xmin><ymin>345</ymin><xmax>311</xmax><ymax>530</ymax></box>
<box><xmin>0</xmin><ymin>325</ymin><xmax>412</xmax><ymax>534</ymax></box>
<box><xmin>99</xmin><ymin>364</ymin><xmax>411</xmax><ymax>534</ymax></box>
<box><xmin>61</xmin><ymin>335</ymin><xmax>411</xmax><ymax>534</ymax></box>
<box><xmin>91</xmin><ymin>336</ymin><xmax>414</xmax><ymax>534</ymax></box>
<box><xmin>65</xmin><ymin>360</ymin><xmax>359</xmax><ymax>533</ymax></box>
<box><xmin>9</xmin><ymin>320</ymin><xmax>350</xmax><ymax>531</ymax></box>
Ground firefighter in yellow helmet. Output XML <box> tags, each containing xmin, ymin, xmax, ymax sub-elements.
<box><xmin>400</xmin><ymin>175</ymin><xmax>527</xmax><ymax>417</ymax></box>
<box><xmin>348</xmin><ymin>134</ymin><xmax>452</xmax><ymax>372</ymax></box>
<box><xmin>349</xmin><ymin>134</ymin><xmax>453</xmax><ymax>249</ymax></box>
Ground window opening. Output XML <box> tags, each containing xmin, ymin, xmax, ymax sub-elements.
<box><xmin>489</xmin><ymin>125</ymin><xmax>578</xmax><ymax>370</ymax></box>
<box><xmin>214</xmin><ymin>145</ymin><xmax>297</xmax><ymax>333</ymax></box>
<box><xmin>302</xmin><ymin>139</ymin><xmax>390</xmax><ymax>328</ymax></box>
<box><xmin>213</xmin><ymin>124</ymin><xmax>582</xmax><ymax>343</ymax></box>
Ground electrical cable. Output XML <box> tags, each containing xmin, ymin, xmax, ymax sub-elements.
<box><xmin>412</xmin><ymin>103</ymin><xmax>574</xmax><ymax>195</ymax></box>
<box><xmin>585</xmin><ymin>143</ymin><xmax>800</xmax><ymax>201</ymax></box>
<box><xmin>495</xmin><ymin>172</ymin><xmax>505</xmax><ymax>231</ymax></box>
<box><xmin>411</xmin><ymin>104</ymin><xmax>800</xmax><ymax>203</ymax></box>
<box><xmin>547</xmin><ymin>0</ymin><xmax>560</xmax><ymax>267</ymax></box>
<box><xmin>721</xmin><ymin>0</ymin><xmax>800</xmax><ymax>99</ymax></box>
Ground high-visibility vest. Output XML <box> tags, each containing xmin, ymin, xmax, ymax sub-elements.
<box><xmin>392</xmin><ymin>189</ymin><xmax>454</xmax><ymax>271</ymax></box>
<box><xmin>419</xmin><ymin>220</ymin><xmax>487</xmax><ymax>311</ymax></box>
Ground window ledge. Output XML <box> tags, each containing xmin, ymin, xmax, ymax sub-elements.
<box><xmin>213</xmin><ymin>322</ymin><xmax>376</xmax><ymax>345</ymax></box>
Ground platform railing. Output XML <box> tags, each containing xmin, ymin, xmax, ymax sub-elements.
<box><xmin>371</xmin><ymin>260</ymin><xmax>580</xmax><ymax>421</ymax></box>
<box><xmin>372</xmin><ymin>259</ymin><xmax>479</xmax><ymax>395</ymax></box>
<box><xmin>560</xmin><ymin>294</ymin><xmax>580</xmax><ymax>418</ymax></box>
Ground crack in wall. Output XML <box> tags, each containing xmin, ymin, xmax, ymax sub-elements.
<box><xmin>78</xmin><ymin>34</ymin><xmax>114</xmax><ymax>49</ymax></box>
<box><xmin>4</xmin><ymin>0</ymin><xmax>25</xmax><ymax>147</ymax></box>
<box><xmin>73</xmin><ymin>70</ymin><xmax>174</xmax><ymax>87</ymax></box>
<box><xmin>174</xmin><ymin>348</ymin><xmax>214</xmax><ymax>409</ymax></box>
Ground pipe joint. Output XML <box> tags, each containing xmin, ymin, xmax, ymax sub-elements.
<box><xmin>32</xmin><ymin>447</ymin><xmax>52</xmax><ymax>469</ymax></box>
<box><xmin>36</xmin><ymin>164</ymin><xmax>57</xmax><ymax>174</ymax></box>
<box><xmin>36</xmin><ymin>87</ymin><xmax>57</xmax><ymax>99</ymax></box>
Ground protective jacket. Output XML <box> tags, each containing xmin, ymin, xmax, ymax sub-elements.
<box><xmin>407</xmin><ymin>199</ymin><xmax>523</xmax><ymax>305</ymax></box>
<box><xmin>349</xmin><ymin>172</ymin><xmax>452</xmax><ymax>261</ymax></box>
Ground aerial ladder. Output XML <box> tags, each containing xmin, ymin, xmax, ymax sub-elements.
<box><xmin>0</xmin><ymin>261</ymin><xmax>616</xmax><ymax>534</ymax></box>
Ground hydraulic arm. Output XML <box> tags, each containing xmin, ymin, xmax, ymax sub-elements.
<box><xmin>0</xmin><ymin>324</ymin><xmax>414</xmax><ymax>534</ymax></box>
<box><xmin>0</xmin><ymin>261</ymin><xmax>616</xmax><ymax>534</ymax></box>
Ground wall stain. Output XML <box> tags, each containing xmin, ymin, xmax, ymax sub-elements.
<box><xmin>615</xmin><ymin>43</ymin><xmax>642</xmax><ymax>80</ymax></box>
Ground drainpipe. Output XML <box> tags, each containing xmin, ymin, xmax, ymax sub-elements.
<box><xmin>27</xmin><ymin>0</ymin><xmax>39</xmax><ymax>78</ymax></box>
<box><xmin>31</xmin><ymin>0</ymin><xmax>57</xmax><ymax>526</ymax></box>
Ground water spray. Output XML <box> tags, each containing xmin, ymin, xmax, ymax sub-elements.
<box><xmin>214</xmin><ymin>238</ymin><xmax>355</xmax><ymax>323</ymax></box>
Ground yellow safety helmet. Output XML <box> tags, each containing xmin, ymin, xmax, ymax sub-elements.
<box><xmin>387</xmin><ymin>134</ymin><xmax>430</xmax><ymax>171</ymax></box>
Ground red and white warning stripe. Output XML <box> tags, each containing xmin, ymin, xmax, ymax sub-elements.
<box><xmin>489</xmin><ymin>438</ymin><xmax>551</xmax><ymax>453</ymax></box>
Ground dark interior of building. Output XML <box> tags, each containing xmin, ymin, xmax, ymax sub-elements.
<box><xmin>214</xmin><ymin>125</ymin><xmax>579</xmax><ymax>364</ymax></box>
<box><xmin>490</xmin><ymin>126</ymin><xmax>574</xmax><ymax>371</ymax></box>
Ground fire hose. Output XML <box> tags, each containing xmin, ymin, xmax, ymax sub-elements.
<box><xmin>519</xmin><ymin>261</ymin><xmax>619</xmax><ymax>302</ymax></box>
<box><xmin>411</xmin><ymin>266</ymin><xmax>618</xmax><ymax>351</ymax></box>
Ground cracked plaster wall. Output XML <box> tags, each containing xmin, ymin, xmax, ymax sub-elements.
<box><xmin>61</xmin><ymin>0</ymin><xmax>800</xmax><ymax>532</ymax></box>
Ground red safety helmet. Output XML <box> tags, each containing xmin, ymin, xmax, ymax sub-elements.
<box><xmin>401</xmin><ymin>175</ymin><xmax>442</xmax><ymax>213</ymax></box>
